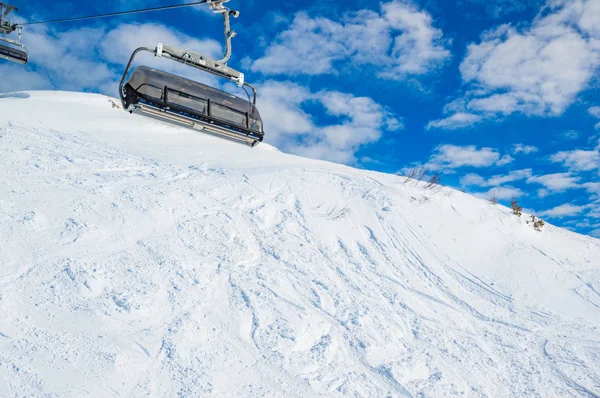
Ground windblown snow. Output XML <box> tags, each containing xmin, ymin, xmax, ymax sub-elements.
<box><xmin>0</xmin><ymin>91</ymin><xmax>599</xmax><ymax>397</ymax></box>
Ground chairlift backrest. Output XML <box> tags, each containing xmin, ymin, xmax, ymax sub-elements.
<box><xmin>0</xmin><ymin>38</ymin><xmax>27</xmax><ymax>64</ymax></box>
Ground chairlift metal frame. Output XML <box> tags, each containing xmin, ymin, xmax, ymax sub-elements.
<box><xmin>0</xmin><ymin>2</ymin><xmax>27</xmax><ymax>64</ymax></box>
<box><xmin>119</xmin><ymin>0</ymin><xmax>263</xmax><ymax>147</ymax></box>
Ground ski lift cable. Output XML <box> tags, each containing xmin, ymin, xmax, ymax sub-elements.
<box><xmin>18</xmin><ymin>0</ymin><xmax>209</xmax><ymax>26</ymax></box>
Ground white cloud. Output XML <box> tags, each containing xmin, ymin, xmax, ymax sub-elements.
<box><xmin>460</xmin><ymin>0</ymin><xmax>542</xmax><ymax>18</ymax></box>
<box><xmin>512</xmin><ymin>144</ymin><xmax>538</xmax><ymax>154</ymax></box>
<box><xmin>20</xmin><ymin>26</ymin><xmax>115</xmax><ymax>92</ymax></box>
<box><xmin>431</xmin><ymin>0</ymin><xmax>600</xmax><ymax>128</ymax></box>
<box><xmin>588</xmin><ymin>106</ymin><xmax>600</xmax><ymax>130</ymax></box>
<box><xmin>426</xmin><ymin>145</ymin><xmax>511</xmax><ymax>169</ymax></box>
<box><xmin>460</xmin><ymin>173</ymin><xmax>487</xmax><ymax>186</ymax></box>
<box><xmin>257</xmin><ymin>81</ymin><xmax>314</xmax><ymax>138</ymax></box>
<box><xmin>589</xmin><ymin>106</ymin><xmax>600</xmax><ymax>118</ymax></box>
<box><xmin>461</xmin><ymin>169</ymin><xmax>531</xmax><ymax>200</ymax></box>
<box><xmin>537</xmin><ymin>188</ymin><xmax>551</xmax><ymax>198</ymax></box>
<box><xmin>101</xmin><ymin>23</ymin><xmax>222</xmax><ymax>65</ymax></box>
<box><xmin>5</xmin><ymin>23</ymin><xmax>223</xmax><ymax>95</ymax></box>
<box><xmin>426</xmin><ymin>113</ymin><xmax>482</xmax><ymax>130</ymax></box>
<box><xmin>527</xmin><ymin>172</ymin><xmax>581</xmax><ymax>192</ymax></box>
<box><xmin>550</xmin><ymin>149</ymin><xmax>600</xmax><ymax>171</ymax></box>
<box><xmin>257</xmin><ymin>81</ymin><xmax>402</xmax><ymax>164</ymax></box>
<box><xmin>0</xmin><ymin>64</ymin><xmax>50</xmax><ymax>93</ymax></box>
<box><xmin>317</xmin><ymin>91</ymin><xmax>402</xmax><ymax>148</ymax></box>
<box><xmin>583</xmin><ymin>182</ymin><xmax>600</xmax><ymax>195</ymax></box>
<box><xmin>475</xmin><ymin>186</ymin><xmax>525</xmax><ymax>200</ymax></box>
<box><xmin>97</xmin><ymin>23</ymin><xmax>223</xmax><ymax>89</ymax></box>
<box><xmin>461</xmin><ymin>169</ymin><xmax>532</xmax><ymax>187</ymax></box>
<box><xmin>577</xmin><ymin>0</ymin><xmax>600</xmax><ymax>37</ymax></box>
<box><xmin>251</xmin><ymin>1</ymin><xmax>450</xmax><ymax>80</ymax></box>
<box><xmin>467</xmin><ymin>94</ymin><xmax>521</xmax><ymax>115</ymax></box>
<box><xmin>540</xmin><ymin>204</ymin><xmax>588</xmax><ymax>218</ymax></box>
<box><xmin>496</xmin><ymin>154</ymin><xmax>514</xmax><ymax>166</ymax></box>
<box><xmin>561</xmin><ymin>130</ymin><xmax>580</xmax><ymax>140</ymax></box>
<box><xmin>569</xmin><ymin>219</ymin><xmax>600</xmax><ymax>228</ymax></box>
<box><xmin>589</xmin><ymin>204</ymin><xmax>600</xmax><ymax>219</ymax></box>
<box><xmin>591</xmin><ymin>229</ymin><xmax>600</xmax><ymax>238</ymax></box>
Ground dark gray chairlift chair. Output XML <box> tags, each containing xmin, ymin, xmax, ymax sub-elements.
<box><xmin>119</xmin><ymin>0</ymin><xmax>263</xmax><ymax>147</ymax></box>
<box><xmin>0</xmin><ymin>3</ymin><xmax>27</xmax><ymax>64</ymax></box>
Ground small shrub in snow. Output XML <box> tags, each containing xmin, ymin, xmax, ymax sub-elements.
<box><xmin>511</xmin><ymin>198</ymin><xmax>522</xmax><ymax>217</ymax></box>
<box><xmin>528</xmin><ymin>215</ymin><xmax>545</xmax><ymax>232</ymax></box>
<box><xmin>534</xmin><ymin>219</ymin><xmax>545</xmax><ymax>232</ymax></box>
<box><xmin>489</xmin><ymin>196</ymin><xmax>498</xmax><ymax>205</ymax></box>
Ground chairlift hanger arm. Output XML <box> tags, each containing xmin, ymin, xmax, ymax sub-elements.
<box><xmin>207</xmin><ymin>0</ymin><xmax>239</xmax><ymax>64</ymax></box>
<box><xmin>0</xmin><ymin>2</ymin><xmax>18</xmax><ymax>34</ymax></box>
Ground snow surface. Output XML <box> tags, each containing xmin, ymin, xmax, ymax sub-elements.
<box><xmin>0</xmin><ymin>91</ymin><xmax>599</xmax><ymax>397</ymax></box>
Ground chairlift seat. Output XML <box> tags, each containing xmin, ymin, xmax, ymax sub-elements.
<box><xmin>123</xmin><ymin>66</ymin><xmax>264</xmax><ymax>146</ymax></box>
<box><xmin>0</xmin><ymin>40</ymin><xmax>27</xmax><ymax>64</ymax></box>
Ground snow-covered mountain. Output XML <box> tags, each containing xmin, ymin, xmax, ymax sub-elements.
<box><xmin>0</xmin><ymin>91</ymin><xmax>599</xmax><ymax>397</ymax></box>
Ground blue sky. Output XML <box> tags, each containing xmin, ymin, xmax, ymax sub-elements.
<box><xmin>2</xmin><ymin>0</ymin><xmax>599</xmax><ymax>237</ymax></box>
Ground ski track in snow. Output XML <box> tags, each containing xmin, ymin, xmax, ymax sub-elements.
<box><xmin>0</xmin><ymin>92</ymin><xmax>599</xmax><ymax>397</ymax></box>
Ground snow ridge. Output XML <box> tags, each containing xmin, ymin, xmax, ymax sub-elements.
<box><xmin>0</xmin><ymin>92</ymin><xmax>599</xmax><ymax>397</ymax></box>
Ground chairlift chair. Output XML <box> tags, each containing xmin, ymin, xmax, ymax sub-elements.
<box><xmin>0</xmin><ymin>2</ymin><xmax>27</xmax><ymax>64</ymax></box>
<box><xmin>0</xmin><ymin>35</ymin><xmax>28</xmax><ymax>64</ymax></box>
<box><xmin>119</xmin><ymin>1</ymin><xmax>264</xmax><ymax>147</ymax></box>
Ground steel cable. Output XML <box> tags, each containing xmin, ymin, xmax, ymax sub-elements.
<box><xmin>19</xmin><ymin>0</ymin><xmax>208</xmax><ymax>26</ymax></box>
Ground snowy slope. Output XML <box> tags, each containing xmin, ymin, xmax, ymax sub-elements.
<box><xmin>0</xmin><ymin>91</ymin><xmax>599</xmax><ymax>398</ymax></box>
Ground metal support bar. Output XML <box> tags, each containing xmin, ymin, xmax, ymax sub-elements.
<box><xmin>244</xmin><ymin>82</ymin><xmax>257</xmax><ymax>105</ymax></box>
<box><xmin>157</xmin><ymin>43</ymin><xmax>245</xmax><ymax>86</ymax></box>
<box><xmin>0</xmin><ymin>3</ymin><xmax>17</xmax><ymax>18</ymax></box>
<box><xmin>119</xmin><ymin>47</ymin><xmax>154</xmax><ymax>109</ymax></box>
<box><xmin>0</xmin><ymin>2</ymin><xmax>17</xmax><ymax>35</ymax></box>
<box><xmin>119</xmin><ymin>45</ymin><xmax>256</xmax><ymax>107</ymax></box>
<box><xmin>0</xmin><ymin>33</ymin><xmax>21</xmax><ymax>46</ymax></box>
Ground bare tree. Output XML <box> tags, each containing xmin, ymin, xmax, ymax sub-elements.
<box><xmin>489</xmin><ymin>196</ymin><xmax>498</xmax><ymax>205</ymax></box>
<box><xmin>403</xmin><ymin>167</ymin><xmax>427</xmax><ymax>185</ymax></box>
<box><xmin>403</xmin><ymin>168</ymin><xmax>418</xmax><ymax>183</ymax></box>
<box><xmin>425</xmin><ymin>172</ymin><xmax>440</xmax><ymax>189</ymax></box>
<box><xmin>415</xmin><ymin>168</ymin><xmax>427</xmax><ymax>182</ymax></box>
<box><xmin>403</xmin><ymin>167</ymin><xmax>444</xmax><ymax>194</ymax></box>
